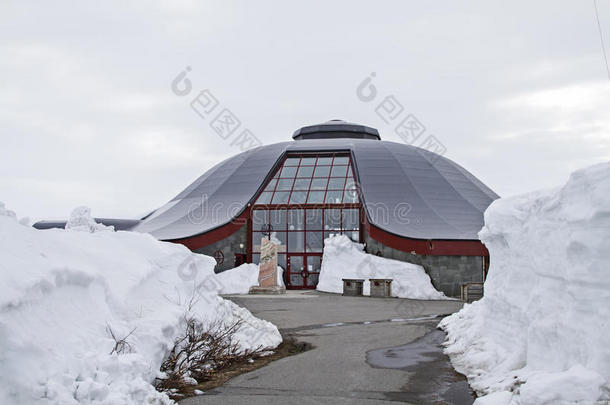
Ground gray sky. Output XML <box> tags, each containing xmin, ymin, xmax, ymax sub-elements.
<box><xmin>1</xmin><ymin>0</ymin><xmax>609</xmax><ymax>221</ymax></box>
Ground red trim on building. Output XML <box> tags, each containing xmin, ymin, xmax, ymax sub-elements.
<box><xmin>170</xmin><ymin>210</ymin><xmax>489</xmax><ymax>258</ymax></box>
<box><xmin>364</xmin><ymin>219</ymin><xmax>489</xmax><ymax>257</ymax></box>
<box><xmin>167</xmin><ymin>211</ymin><xmax>249</xmax><ymax>251</ymax></box>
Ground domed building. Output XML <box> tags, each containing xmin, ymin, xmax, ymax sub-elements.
<box><xmin>131</xmin><ymin>119</ymin><xmax>499</xmax><ymax>297</ymax></box>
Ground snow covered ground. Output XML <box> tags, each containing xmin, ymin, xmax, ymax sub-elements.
<box><xmin>0</xmin><ymin>204</ymin><xmax>281</xmax><ymax>405</ymax></box>
<box><xmin>440</xmin><ymin>162</ymin><xmax>610</xmax><ymax>405</ymax></box>
<box><xmin>317</xmin><ymin>235</ymin><xmax>447</xmax><ymax>299</ymax></box>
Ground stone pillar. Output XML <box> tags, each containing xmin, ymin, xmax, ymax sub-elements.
<box><xmin>249</xmin><ymin>237</ymin><xmax>286</xmax><ymax>294</ymax></box>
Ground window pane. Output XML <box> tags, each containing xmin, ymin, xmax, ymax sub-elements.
<box><xmin>276</xmin><ymin>179</ymin><xmax>293</xmax><ymax>190</ymax></box>
<box><xmin>305</xmin><ymin>209</ymin><xmax>323</xmax><ymax>229</ymax></box>
<box><xmin>345</xmin><ymin>178</ymin><xmax>357</xmax><ymax>190</ymax></box>
<box><xmin>252</xmin><ymin>232</ymin><xmax>264</xmax><ymax>251</ymax></box>
<box><xmin>325</xmin><ymin>209</ymin><xmax>342</xmax><ymax>230</ymax></box>
<box><xmin>264</xmin><ymin>179</ymin><xmax>277</xmax><ymax>192</ymax></box>
<box><xmin>305</xmin><ymin>232</ymin><xmax>323</xmax><ymax>252</ymax></box>
<box><xmin>343</xmin><ymin>189</ymin><xmax>359</xmax><ymax>203</ymax></box>
<box><xmin>293</xmin><ymin>178</ymin><xmax>311</xmax><ymax>190</ymax></box>
<box><xmin>272</xmin><ymin>231</ymin><xmax>287</xmax><ymax>247</ymax></box>
<box><xmin>289</xmin><ymin>255</ymin><xmax>303</xmax><ymax>271</ymax></box>
<box><xmin>347</xmin><ymin>165</ymin><xmax>353</xmax><ymax>178</ymax></box>
<box><xmin>308</xmin><ymin>273</ymin><xmax>319</xmax><ymax>286</ymax></box>
<box><xmin>333</xmin><ymin>156</ymin><xmax>349</xmax><ymax>165</ymax></box>
<box><xmin>307</xmin><ymin>191</ymin><xmax>325</xmax><ymax>203</ymax></box>
<box><xmin>273</xmin><ymin>170</ymin><xmax>280</xmax><ymax>179</ymax></box>
<box><xmin>288</xmin><ymin>209</ymin><xmax>305</xmax><ymax>230</ymax></box>
<box><xmin>252</xmin><ymin>209</ymin><xmax>267</xmax><ymax>228</ymax></box>
<box><xmin>289</xmin><ymin>191</ymin><xmax>307</xmax><ymax>204</ymax></box>
<box><xmin>271</xmin><ymin>191</ymin><xmax>290</xmax><ymax>204</ymax></box>
<box><xmin>342</xmin><ymin>209</ymin><xmax>359</xmax><ymax>230</ymax></box>
<box><xmin>346</xmin><ymin>231</ymin><xmax>360</xmax><ymax>243</ymax></box>
<box><xmin>317</xmin><ymin>157</ymin><xmax>333</xmax><ymax>165</ymax></box>
<box><xmin>280</xmin><ymin>166</ymin><xmax>297</xmax><ymax>178</ymax></box>
<box><xmin>310</xmin><ymin>178</ymin><xmax>328</xmax><ymax>190</ymax></box>
<box><xmin>328</xmin><ymin>178</ymin><xmax>346</xmax><ymax>190</ymax></box>
<box><xmin>300</xmin><ymin>157</ymin><xmax>316</xmax><ymax>165</ymax></box>
<box><xmin>313</xmin><ymin>165</ymin><xmax>330</xmax><ymax>178</ymax></box>
<box><xmin>256</xmin><ymin>192</ymin><xmax>273</xmax><ymax>204</ymax></box>
<box><xmin>284</xmin><ymin>157</ymin><xmax>300</xmax><ymax>166</ymax></box>
<box><xmin>252</xmin><ymin>253</ymin><xmax>260</xmax><ymax>264</ymax></box>
<box><xmin>330</xmin><ymin>165</ymin><xmax>348</xmax><ymax>177</ymax></box>
<box><xmin>296</xmin><ymin>166</ymin><xmax>314</xmax><ymax>178</ymax></box>
<box><xmin>290</xmin><ymin>273</ymin><xmax>304</xmax><ymax>286</ymax></box>
<box><xmin>308</xmin><ymin>255</ymin><xmax>322</xmax><ymax>272</ymax></box>
<box><xmin>288</xmin><ymin>232</ymin><xmax>305</xmax><ymax>252</ymax></box>
<box><xmin>325</xmin><ymin>190</ymin><xmax>343</xmax><ymax>203</ymax></box>
<box><xmin>269</xmin><ymin>209</ymin><xmax>287</xmax><ymax>229</ymax></box>
<box><xmin>324</xmin><ymin>231</ymin><xmax>341</xmax><ymax>244</ymax></box>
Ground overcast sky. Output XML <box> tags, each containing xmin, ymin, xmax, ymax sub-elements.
<box><xmin>1</xmin><ymin>1</ymin><xmax>609</xmax><ymax>221</ymax></box>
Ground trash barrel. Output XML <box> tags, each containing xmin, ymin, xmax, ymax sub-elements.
<box><xmin>342</xmin><ymin>279</ymin><xmax>364</xmax><ymax>296</ymax></box>
<box><xmin>369</xmin><ymin>279</ymin><xmax>392</xmax><ymax>297</ymax></box>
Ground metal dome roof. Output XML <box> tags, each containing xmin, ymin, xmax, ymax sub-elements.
<box><xmin>133</xmin><ymin>129</ymin><xmax>499</xmax><ymax>242</ymax></box>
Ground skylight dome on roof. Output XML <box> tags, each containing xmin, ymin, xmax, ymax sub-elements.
<box><xmin>292</xmin><ymin>119</ymin><xmax>380</xmax><ymax>140</ymax></box>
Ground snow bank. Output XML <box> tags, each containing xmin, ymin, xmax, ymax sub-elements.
<box><xmin>0</xmin><ymin>201</ymin><xmax>18</xmax><ymax>219</ymax></box>
<box><xmin>0</xmin><ymin>201</ymin><xmax>29</xmax><ymax>225</ymax></box>
<box><xmin>0</xmin><ymin>205</ymin><xmax>281</xmax><ymax>405</ymax></box>
<box><xmin>214</xmin><ymin>263</ymin><xmax>285</xmax><ymax>295</ymax></box>
<box><xmin>65</xmin><ymin>206</ymin><xmax>114</xmax><ymax>232</ymax></box>
<box><xmin>317</xmin><ymin>235</ymin><xmax>447</xmax><ymax>299</ymax></box>
<box><xmin>440</xmin><ymin>162</ymin><xmax>610</xmax><ymax>404</ymax></box>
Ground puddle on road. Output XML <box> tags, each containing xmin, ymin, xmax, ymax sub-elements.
<box><xmin>367</xmin><ymin>328</ymin><xmax>476</xmax><ymax>405</ymax></box>
<box><xmin>281</xmin><ymin>314</ymin><xmax>442</xmax><ymax>334</ymax></box>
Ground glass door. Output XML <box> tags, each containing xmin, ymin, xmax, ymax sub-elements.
<box><xmin>287</xmin><ymin>254</ymin><xmax>305</xmax><ymax>288</ymax></box>
<box><xmin>306</xmin><ymin>255</ymin><xmax>322</xmax><ymax>287</ymax></box>
<box><xmin>287</xmin><ymin>254</ymin><xmax>322</xmax><ymax>289</ymax></box>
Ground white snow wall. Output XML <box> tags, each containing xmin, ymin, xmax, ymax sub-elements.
<box><xmin>440</xmin><ymin>162</ymin><xmax>610</xmax><ymax>404</ymax></box>
<box><xmin>0</xmin><ymin>205</ymin><xmax>281</xmax><ymax>405</ymax></box>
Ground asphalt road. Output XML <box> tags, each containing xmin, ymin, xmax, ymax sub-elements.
<box><xmin>180</xmin><ymin>291</ymin><xmax>468</xmax><ymax>405</ymax></box>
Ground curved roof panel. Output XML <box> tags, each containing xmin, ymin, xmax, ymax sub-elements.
<box><xmin>133</xmin><ymin>136</ymin><xmax>498</xmax><ymax>241</ymax></box>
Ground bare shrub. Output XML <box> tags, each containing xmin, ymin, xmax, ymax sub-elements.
<box><xmin>154</xmin><ymin>316</ymin><xmax>271</xmax><ymax>397</ymax></box>
<box><xmin>106</xmin><ymin>323</ymin><xmax>136</xmax><ymax>355</ymax></box>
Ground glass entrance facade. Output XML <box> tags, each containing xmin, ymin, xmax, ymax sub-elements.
<box><xmin>250</xmin><ymin>153</ymin><xmax>361</xmax><ymax>289</ymax></box>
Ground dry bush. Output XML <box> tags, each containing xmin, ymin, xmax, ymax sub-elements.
<box><xmin>154</xmin><ymin>316</ymin><xmax>270</xmax><ymax>398</ymax></box>
<box><xmin>106</xmin><ymin>323</ymin><xmax>136</xmax><ymax>355</ymax></box>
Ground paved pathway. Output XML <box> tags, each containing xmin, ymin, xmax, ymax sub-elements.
<box><xmin>181</xmin><ymin>291</ymin><xmax>467</xmax><ymax>405</ymax></box>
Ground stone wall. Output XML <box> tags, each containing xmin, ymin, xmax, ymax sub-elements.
<box><xmin>363</xmin><ymin>233</ymin><xmax>485</xmax><ymax>298</ymax></box>
<box><xmin>193</xmin><ymin>224</ymin><xmax>248</xmax><ymax>273</ymax></box>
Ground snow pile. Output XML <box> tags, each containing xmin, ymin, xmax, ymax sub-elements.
<box><xmin>440</xmin><ymin>162</ymin><xmax>610</xmax><ymax>405</ymax></box>
<box><xmin>0</xmin><ymin>201</ymin><xmax>18</xmax><ymax>219</ymax></box>
<box><xmin>0</xmin><ymin>201</ymin><xmax>29</xmax><ymax>225</ymax></box>
<box><xmin>0</xmin><ymin>205</ymin><xmax>281</xmax><ymax>405</ymax></box>
<box><xmin>65</xmin><ymin>206</ymin><xmax>113</xmax><ymax>232</ymax></box>
<box><xmin>214</xmin><ymin>263</ymin><xmax>285</xmax><ymax>295</ymax></box>
<box><xmin>317</xmin><ymin>235</ymin><xmax>447</xmax><ymax>299</ymax></box>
